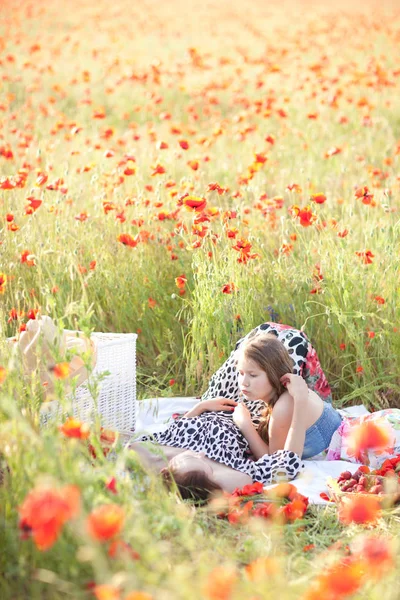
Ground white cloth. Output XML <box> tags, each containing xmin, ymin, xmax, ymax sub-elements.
<box><xmin>135</xmin><ymin>397</ymin><xmax>199</xmax><ymax>435</ymax></box>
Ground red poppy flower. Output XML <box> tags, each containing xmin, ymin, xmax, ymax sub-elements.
<box><xmin>310</xmin><ymin>193</ymin><xmax>327</xmax><ymax>204</ymax></box>
<box><xmin>182</xmin><ymin>196</ymin><xmax>207</xmax><ymax>212</ymax></box>
<box><xmin>231</xmin><ymin>482</ymin><xmax>264</xmax><ymax>497</ymax></box>
<box><xmin>105</xmin><ymin>477</ymin><xmax>118</xmax><ymax>495</ymax></box>
<box><xmin>175</xmin><ymin>275</ymin><xmax>187</xmax><ymax>289</ymax></box>
<box><xmin>25</xmin><ymin>197</ymin><xmax>42</xmax><ymax>213</ymax></box>
<box><xmin>151</xmin><ymin>163</ymin><xmax>166</xmax><ymax>176</ymax></box>
<box><xmin>324</xmin><ymin>146</ymin><xmax>342</xmax><ymax>158</ymax></box>
<box><xmin>355</xmin><ymin>186</ymin><xmax>374</xmax><ymax>205</ymax></box>
<box><xmin>203</xmin><ymin>566</ymin><xmax>237</xmax><ymax>600</ymax></box>
<box><xmin>117</xmin><ymin>233</ymin><xmax>138</xmax><ymax>248</ymax></box>
<box><xmin>87</xmin><ymin>504</ymin><xmax>125</xmax><ymax>542</ymax></box>
<box><xmin>51</xmin><ymin>362</ymin><xmax>71</xmax><ymax>379</ymax></box>
<box><xmin>207</xmin><ymin>182</ymin><xmax>228</xmax><ymax>195</ymax></box>
<box><xmin>19</xmin><ymin>484</ymin><xmax>80</xmax><ymax>551</ymax></box>
<box><xmin>93</xmin><ymin>584</ymin><xmax>120</xmax><ymax>600</ymax></box>
<box><xmin>0</xmin><ymin>273</ymin><xmax>8</xmax><ymax>294</ymax></box>
<box><xmin>355</xmin><ymin>250</ymin><xmax>374</xmax><ymax>264</ymax></box>
<box><xmin>179</xmin><ymin>139</ymin><xmax>189</xmax><ymax>150</ymax></box>
<box><xmin>245</xmin><ymin>556</ymin><xmax>280</xmax><ymax>580</ymax></box>
<box><xmin>289</xmin><ymin>205</ymin><xmax>317</xmax><ymax>227</ymax></box>
<box><xmin>338</xmin><ymin>495</ymin><xmax>381</xmax><ymax>525</ymax></box>
<box><xmin>187</xmin><ymin>160</ymin><xmax>199</xmax><ymax>171</ymax></box>
<box><xmin>304</xmin><ymin>557</ymin><xmax>365</xmax><ymax>600</ymax></box>
<box><xmin>148</xmin><ymin>297</ymin><xmax>157</xmax><ymax>309</ymax></box>
<box><xmin>59</xmin><ymin>417</ymin><xmax>90</xmax><ymax>439</ymax></box>
<box><xmin>356</xmin><ymin>536</ymin><xmax>394</xmax><ymax>579</ymax></box>
<box><xmin>221</xmin><ymin>283</ymin><xmax>237</xmax><ymax>294</ymax></box>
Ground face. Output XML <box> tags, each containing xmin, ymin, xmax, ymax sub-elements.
<box><xmin>167</xmin><ymin>450</ymin><xmax>214</xmax><ymax>478</ymax></box>
<box><xmin>236</xmin><ymin>355</ymin><xmax>275</xmax><ymax>403</ymax></box>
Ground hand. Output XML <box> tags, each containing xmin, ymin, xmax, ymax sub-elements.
<box><xmin>232</xmin><ymin>403</ymin><xmax>253</xmax><ymax>432</ymax></box>
<box><xmin>201</xmin><ymin>398</ymin><xmax>238</xmax><ymax>413</ymax></box>
<box><xmin>280</xmin><ymin>373</ymin><xmax>308</xmax><ymax>402</ymax></box>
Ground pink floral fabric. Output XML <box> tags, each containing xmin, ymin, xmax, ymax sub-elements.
<box><xmin>327</xmin><ymin>409</ymin><xmax>400</xmax><ymax>467</ymax></box>
<box><xmin>301</xmin><ymin>344</ymin><xmax>332</xmax><ymax>401</ymax></box>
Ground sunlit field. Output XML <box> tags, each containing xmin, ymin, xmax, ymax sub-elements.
<box><xmin>1</xmin><ymin>0</ymin><xmax>400</xmax><ymax>597</ymax></box>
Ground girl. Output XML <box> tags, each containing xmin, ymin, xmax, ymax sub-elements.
<box><xmin>234</xmin><ymin>334</ymin><xmax>343</xmax><ymax>459</ymax></box>
<box><xmin>132</xmin><ymin>372</ymin><xmax>308</xmax><ymax>500</ymax></box>
<box><xmin>136</xmin><ymin>334</ymin><xmax>341</xmax><ymax>471</ymax></box>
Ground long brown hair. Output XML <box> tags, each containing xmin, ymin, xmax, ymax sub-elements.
<box><xmin>238</xmin><ymin>333</ymin><xmax>294</xmax><ymax>444</ymax></box>
<box><xmin>160</xmin><ymin>467</ymin><xmax>223</xmax><ymax>505</ymax></box>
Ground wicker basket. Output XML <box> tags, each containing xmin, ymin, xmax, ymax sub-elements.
<box><xmin>326</xmin><ymin>476</ymin><xmax>400</xmax><ymax>508</ymax></box>
<box><xmin>40</xmin><ymin>332</ymin><xmax>137</xmax><ymax>434</ymax></box>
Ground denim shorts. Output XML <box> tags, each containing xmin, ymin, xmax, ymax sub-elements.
<box><xmin>302</xmin><ymin>402</ymin><xmax>342</xmax><ymax>459</ymax></box>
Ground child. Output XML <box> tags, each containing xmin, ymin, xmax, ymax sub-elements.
<box><xmin>233</xmin><ymin>334</ymin><xmax>343</xmax><ymax>459</ymax></box>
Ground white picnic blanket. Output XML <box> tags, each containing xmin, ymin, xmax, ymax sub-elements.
<box><xmin>134</xmin><ymin>397</ymin><xmax>369</xmax><ymax>504</ymax></box>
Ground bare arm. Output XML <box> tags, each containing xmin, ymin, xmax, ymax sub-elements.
<box><xmin>183</xmin><ymin>398</ymin><xmax>237</xmax><ymax>418</ymax></box>
<box><xmin>232</xmin><ymin>403</ymin><xmax>270</xmax><ymax>459</ymax></box>
<box><xmin>281</xmin><ymin>374</ymin><xmax>308</xmax><ymax>457</ymax></box>
<box><xmin>268</xmin><ymin>393</ymin><xmax>294</xmax><ymax>454</ymax></box>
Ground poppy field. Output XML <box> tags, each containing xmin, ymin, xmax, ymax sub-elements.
<box><xmin>1</xmin><ymin>0</ymin><xmax>400</xmax><ymax>598</ymax></box>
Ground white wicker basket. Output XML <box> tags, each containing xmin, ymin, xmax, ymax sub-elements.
<box><xmin>40</xmin><ymin>332</ymin><xmax>137</xmax><ymax>434</ymax></box>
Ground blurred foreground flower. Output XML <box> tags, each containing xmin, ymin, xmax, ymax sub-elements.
<box><xmin>59</xmin><ymin>417</ymin><xmax>90</xmax><ymax>440</ymax></box>
<box><xmin>353</xmin><ymin>535</ymin><xmax>395</xmax><ymax>578</ymax></box>
<box><xmin>87</xmin><ymin>503</ymin><xmax>125</xmax><ymax>541</ymax></box>
<box><xmin>245</xmin><ymin>556</ymin><xmax>281</xmax><ymax>581</ymax></box>
<box><xmin>203</xmin><ymin>566</ymin><xmax>237</xmax><ymax>600</ymax></box>
<box><xmin>51</xmin><ymin>362</ymin><xmax>71</xmax><ymax>379</ymax></box>
<box><xmin>94</xmin><ymin>585</ymin><xmax>152</xmax><ymax>600</ymax></box>
<box><xmin>19</xmin><ymin>484</ymin><xmax>81</xmax><ymax>551</ymax></box>
<box><xmin>0</xmin><ymin>367</ymin><xmax>6</xmax><ymax>384</ymax></box>
<box><xmin>346</xmin><ymin>419</ymin><xmax>395</xmax><ymax>462</ymax></box>
<box><xmin>303</xmin><ymin>556</ymin><xmax>365</xmax><ymax>600</ymax></box>
<box><xmin>0</xmin><ymin>273</ymin><xmax>7</xmax><ymax>294</ymax></box>
<box><xmin>338</xmin><ymin>494</ymin><xmax>381</xmax><ymax>525</ymax></box>
<box><xmin>108</xmin><ymin>539</ymin><xmax>140</xmax><ymax>560</ymax></box>
<box><xmin>94</xmin><ymin>585</ymin><xmax>120</xmax><ymax>600</ymax></box>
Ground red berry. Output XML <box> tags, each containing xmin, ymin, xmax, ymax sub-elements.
<box><xmin>342</xmin><ymin>482</ymin><xmax>353</xmax><ymax>491</ymax></box>
<box><xmin>340</xmin><ymin>471</ymin><xmax>352</xmax><ymax>480</ymax></box>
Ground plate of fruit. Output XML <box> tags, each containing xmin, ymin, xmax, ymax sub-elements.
<box><xmin>327</xmin><ymin>464</ymin><xmax>400</xmax><ymax>507</ymax></box>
